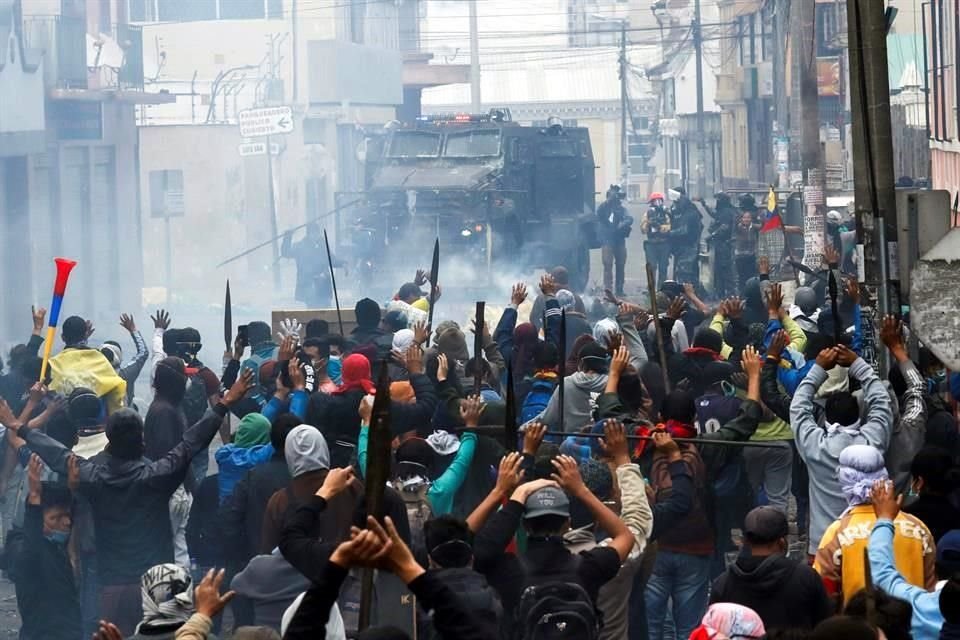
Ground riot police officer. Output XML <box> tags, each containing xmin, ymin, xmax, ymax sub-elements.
<box><xmin>597</xmin><ymin>185</ymin><xmax>634</xmax><ymax>296</ymax></box>
<box><xmin>641</xmin><ymin>192</ymin><xmax>671</xmax><ymax>289</ymax></box>
<box><xmin>667</xmin><ymin>187</ymin><xmax>703</xmax><ymax>286</ymax></box>
<box><xmin>709</xmin><ymin>192</ymin><xmax>738</xmax><ymax>298</ymax></box>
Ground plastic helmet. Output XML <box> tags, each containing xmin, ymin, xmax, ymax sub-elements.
<box><xmin>648</xmin><ymin>192</ymin><xmax>665</xmax><ymax>203</ymax></box>
<box><xmin>827</xmin><ymin>209</ymin><xmax>843</xmax><ymax>225</ymax></box>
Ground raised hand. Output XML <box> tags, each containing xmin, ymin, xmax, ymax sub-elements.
<box><xmin>879</xmin><ymin>315</ymin><xmax>907</xmax><ymax>361</ymax></box>
<box><xmin>845</xmin><ymin>276</ymin><xmax>861</xmax><ymax>305</ymax></box>
<box><xmin>609</xmin><ymin>345</ymin><xmax>630</xmax><ymax>377</ymax></box>
<box><xmin>652</xmin><ymin>431</ymin><xmax>681</xmax><ymax>461</ymax></box>
<box><xmin>539</xmin><ymin>274</ymin><xmax>558</xmax><ymax>297</ymax></box>
<box><xmin>31</xmin><ymin>305</ymin><xmax>47</xmax><ymax>334</ymax></box>
<box><xmin>27</xmin><ymin>453</ymin><xmax>43</xmax><ymax>502</ymax></box>
<box><xmin>870</xmin><ymin>479</ymin><xmax>902</xmax><ymax>521</ymax></box>
<box><xmin>815</xmin><ymin>347</ymin><xmax>839</xmax><ymax>371</ymax></box>
<box><xmin>278</xmin><ymin>335</ymin><xmax>297</xmax><ymax>362</ymax></box>
<box><xmin>758</xmin><ymin>255</ymin><xmax>770</xmax><ymax>276</ymax></box>
<box><xmin>67</xmin><ymin>454</ymin><xmax>81</xmax><ymax>493</ymax></box>
<box><xmin>665</xmin><ymin>296</ymin><xmax>686</xmax><ymax>321</ymax></box>
<box><xmin>193</xmin><ymin>569</ymin><xmax>236</xmax><ymax>620</ymax></box>
<box><xmin>223</xmin><ymin>368</ymin><xmax>255</xmax><ymax>406</ymax></box>
<box><xmin>599</xmin><ymin>419</ymin><xmax>630</xmax><ymax>466</ymax></box>
<box><xmin>411</xmin><ymin>321</ymin><xmax>429</xmax><ymax>346</ymax></box>
<box><xmin>550</xmin><ymin>455</ymin><xmax>586</xmax><ymax>496</ymax></box>
<box><xmin>767</xmin><ymin>329</ymin><xmax>789</xmax><ymax>361</ymax></box>
<box><xmin>405</xmin><ymin>344</ymin><xmax>424</xmax><ymax>375</ymax></box>
<box><xmin>824</xmin><ymin>244</ymin><xmax>841</xmax><ymax>268</ymax></box>
<box><xmin>522</xmin><ymin>421</ymin><xmax>547</xmax><ymax>456</ymax></box>
<box><xmin>415</xmin><ymin>268</ymin><xmax>429</xmax><ymax>287</ymax></box>
<box><xmin>726</xmin><ymin>297</ymin><xmax>745</xmax><ymax>320</ymax></box>
<box><xmin>119</xmin><ymin>314</ymin><xmax>136</xmax><ymax>334</ymax></box>
<box><xmin>835</xmin><ymin>344</ymin><xmax>858</xmax><ymax>367</ymax></box>
<box><xmin>151</xmin><ymin>309</ymin><xmax>171</xmax><ymax>331</ymax></box>
<box><xmin>84</xmin><ymin>320</ymin><xmax>95</xmax><ymax>341</ymax></box>
<box><xmin>511</xmin><ymin>282</ymin><xmax>529</xmax><ymax>306</ymax></box>
<box><xmin>288</xmin><ymin>357</ymin><xmax>306</xmax><ymax>391</ymax></box>
<box><xmin>317</xmin><ymin>466</ymin><xmax>356</xmax><ymax>501</ymax></box>
<box><xmin>436</xmin><ymin>353</ymin><xmax>449</xmax><ymax>382</ymax></box>
<box><xmin>767</xmin><ymin>282</ymin><xmax>784</xmax><ymax>318</ymax></box>
<box><xmin>495</xmin><ymin>452</ymin><xmax>524</xmax><ymax>497</ymax></box>
<box><xmin>741</xmin><ymin>345</ymin><xmax>762</xmax><ymax>379</ymax></box>
<box><xmin>459</xmin><ymin>395</ymin><xmax>486</xmax><ymax>428</ymax></box>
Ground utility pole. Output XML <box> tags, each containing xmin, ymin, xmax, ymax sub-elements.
<box><xmin>619</xmin><ymin>21</ymin><xmax>629</xmax><ymax>190</ymax></box>
<box><xmin>692</xmin><ymin>0</ymin><xmax>706</xmax><ymax>198</ymax></box>
<box><xmin>792</xmin><ymin>0</ymin><xmax>827</xmax><ymax>271</ymax></box>
<box><xmin>266</xmin><ymin>35</ymin><xmax>281</xmax><ymax>289</ymax></box>
<box><xmin>469</xmin><ymin>0</ymin><xmax>481</xmax><ymax>112</ymax></box>
<box><xmin>847</xmin><ymin>0</ymin><xmax>899</xmax><ymax>372</ymax></box>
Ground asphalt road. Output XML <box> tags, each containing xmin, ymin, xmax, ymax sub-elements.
<box><xmin>0</xmin><ymin>574</ymin><xmax>19</xmax><ymax>639</ymax></box>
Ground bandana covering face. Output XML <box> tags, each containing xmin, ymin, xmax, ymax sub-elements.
<box><xmin>137</xmin><ymin>563</ymin><xmax>194</xmax><ymax>632</ymax></box>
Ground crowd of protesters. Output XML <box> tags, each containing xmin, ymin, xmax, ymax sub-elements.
<box><xmin>0</xmin><ymin>247</ymin><xmax>959</xmax><ymax>640</ymax></box>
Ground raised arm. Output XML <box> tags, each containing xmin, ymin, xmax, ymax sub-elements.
<box><xmin>494</xmin><ymin>283</ymin><xmax>524</xmax><ymax>363</ymax></box>
<box><xmin>600</xmin><ymin>420</ymin><xmax>653</xmax><ymax>550</ymax></box>
<box><xmin>841</xmin><ymin>347</ymin><xmax>892</xmax><ymax>449</ymax></box>
<box><xmin>790</xmin><ymin>349</ymin><xmax>837</xmax><ymax>453</ymax></box>
<box><xmin>761</xmin><ymin>330</ymin><xmax>795</xmax><ymax>423</ymax></box>
<box><xmin>117</xmin><ymin>314</ymin><xmax>149</xmax><ymax>386</ymax></box>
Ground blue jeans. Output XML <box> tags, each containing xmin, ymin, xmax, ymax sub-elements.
<box><xmin>645</xmin><ymin>551</ymin><xmax>711</xmax><ymax>640</ymax></box>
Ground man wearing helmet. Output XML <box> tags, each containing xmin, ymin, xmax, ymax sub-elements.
<box><xmin>641</xmin><ymin>192</ymin><xmax>672</xmax><ymax>289</ymax></box>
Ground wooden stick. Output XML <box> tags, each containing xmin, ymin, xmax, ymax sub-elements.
<box><xmin>646</xmin><ymin>263</ymin><xmax>671</xmax><ymax>392</ymax></box>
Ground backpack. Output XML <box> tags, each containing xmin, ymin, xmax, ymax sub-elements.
<box><xmin>181</xmin><ymin>367</ymin><xmax>212</xmax><ymax>426</ymax></box>
<box><xmin>515</xmin><ymin>581</ymin><xmax>600</xmax><ymax>640</ymax></box>
<box><xmin>521</xmin><ymin>378</ymin><xmax>557</xmax><ymax>424</ymax></box>
<box><xmin>389</xmin><ymin>480</ymin><xmax>433</xmax><ymax>565</ymax></box>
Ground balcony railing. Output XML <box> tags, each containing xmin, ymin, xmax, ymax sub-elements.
<box><xmin>20</xmin><ymin>16</ymin><xmax>146</xmax><ymax>92</ymax></box>
<box><xmin>21</xmin><ymin>16</ymin><xmax>87</xmax><ymax>90</ymax></box>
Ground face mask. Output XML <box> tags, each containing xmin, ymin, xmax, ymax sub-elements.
<box><xmin>327</xmin><ymin>356</ymin><xmax>342</xmax><ymax>384</ymax></box>
<box><xmin>45</xmin><ymin>529</ymin><xmax>70</xmax><ymax>546</ymax></box>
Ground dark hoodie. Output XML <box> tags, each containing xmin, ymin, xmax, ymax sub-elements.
<box><xmin>711</xmin><ymin>553</ymin><xmax>832</xmax><ymax>631</ymax></box>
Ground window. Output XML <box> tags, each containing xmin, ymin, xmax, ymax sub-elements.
<box><xmin>386</xmin><ymin>131</ymin><xmax>441</xmax><ymax>158</ymax></box>
<box><xmin>220</xmin><ymin>0</ymin><xmax>264</xmax><ymax>19</ymax></box>
<box><xmin>149</xmin><ymin>170</ymin><xmax>185</xmax><ymax>217</ymax></box>
<box><xmin>537</xmin><ymin>139</ymin><xmax>577</xmax><ymax>157</ymax></box>
<box><xmin>444</xmin><ymin>130</ymin><xmax>501</xmax><ymax>157</ymax></box>
<box><xmin>158</xmin><ymin>0</ymin><xmax>215</xmax><ymax>21</ymax></box>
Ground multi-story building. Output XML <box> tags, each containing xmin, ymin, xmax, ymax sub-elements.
<box><xmin>645</xmin><ymin>0</ymin><xmax>722</xmax><ymax>197</ymax></box>
<box><xmin>926</xmin><ymin>0</ymin><xmax>960</xmax><ymax>199</ymax></box>
<box><xmin>128</xmin><ymin>0</ymin><xmax>467</xmax><ymax>305</ymax></box>
<box><xmin>0</xmin><ymin>0</ymin><xmax>170</xmax><ymax>344</ymax></box>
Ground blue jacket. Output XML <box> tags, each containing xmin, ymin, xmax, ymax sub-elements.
<box><xmin>357</xmin><ymin>428</ymin><xmax>478</xmax><ymax>516</ymax></box>
<box><xmin>261</xmin><ymin>390</ymin><xmax>309</xmax><ymax>423</ymax></box>
<box><xmin>869</xmin><ymin>520</ymin><xmax>943</xmax><ymax>640</ymax></box>
<box><xmin>215</xmin><ymin>444</ymin><xmax>274</xmax><ymax>504</ymax></box>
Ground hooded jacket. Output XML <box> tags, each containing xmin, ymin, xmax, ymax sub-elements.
<box><xmin>232</xmin><ymin>550</ymin><xmax>311</xmax><ymax>632</ymax></box>
<box><xmin>790</xmin><ymin>358</ymin><xmax>893</xmax><ymax>554</ymax></box>
<box><xmin>21</xmin><ymin>406</ymin><xmax>229</xmax><ymax>585</ymax></box>
<box><xmin>711</xmin><ymin>553</ymin><xmax>832</xmax><ymax>631</ymax></box>
<box><xmin>530</xmin><ymin>371</ymin><xmax>608</xmax><ymax>432</ymax></box>
<box><xmin>259</xmin><ymin>425</ymin><xmax>363</xmax><ymax>553</ymax></box>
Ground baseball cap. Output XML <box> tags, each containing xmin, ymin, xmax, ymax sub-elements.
<box><xmin>937</xmin><ymin>530</ymin><xmax>960</xmax><ymax>574</ymax></box>
<box><xmin>743</xmin><ymin>506</ymin><xmax>788</xmax><ymax>544</ymax></box>
<box><xmin>523</xmin><ymin>486</ymin><xmax>570</xmax><ymax>519</ymax></box>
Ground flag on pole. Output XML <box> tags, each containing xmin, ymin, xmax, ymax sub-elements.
<box><xmin>760</xmin><ymin>185</ymin><xmax>782</xmax><ymax>232</ymax></box>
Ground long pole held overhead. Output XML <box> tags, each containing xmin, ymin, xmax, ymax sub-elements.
<box><xmin>224</xmin><ymin>280</ymin><xmax>232</xmax><ymax>352</ymax></box>
<box><xmin>358</xmin><ymin>361</ymin><xmax>393</xmax><ymax>631</ymax></box>
<box><xmin>215</xmin><ymin>198</ymin><xmax>364</xmax><ymax>268</ymax></box>
<box><xmin>646</xmin><ymin>263</ymin><xmax>671</xmax><ymax>393</ymax></box>
<box><xmin>324</xmin><ymin>229</ymin><xmax>344</xmax><ymax>336</ymax></box>
<box><xmin>473</xmin><ymin>301</ymin><xmax>485</xmax><ymax>396</ymax></box>
<box><xmin>426</xmin><ymin>239</ymin><xmax>440</xmax><ymax>346</ymax></box>
<box><xmin>558</xmin><ymin>307</ymin><xmax>567</xmax><ymax>434</ymax></box>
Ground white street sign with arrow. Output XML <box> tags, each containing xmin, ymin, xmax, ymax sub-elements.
<box><xmin>238</xmin><ymin>106</ymin><xmax>294</xmax><ymax>138</ymax></box>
